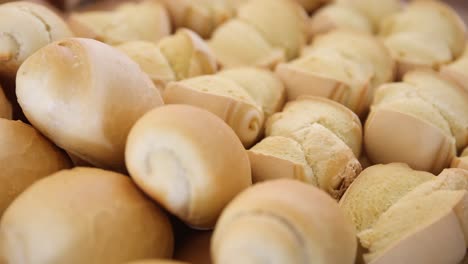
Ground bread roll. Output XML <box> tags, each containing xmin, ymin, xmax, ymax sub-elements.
<box><xmin>339</xmin><ymin>163</ymin><xmax>435</xmax><ymax>233</ymax></box>
<box><xmin>217</xmin><ymin>67</ymin><xmax>285</xmax><ymax>118</ymax></box>
<box><xmin>68</xmin><ymin>0</ymin><xmax>170</xmax><ymax>45</ymax></box>
<box><xmin>0</xmin><ymin>1</ymin><xmax>73</xmax><ymax>77</ymax></box>
<box><xmin>0</xmin><ymin>85</ymin><xmax>12</xmax><ymax>119</ymax></box>
<box><xmin>174</xmin><ymin>231</ymin><xmax>212</xmax><ymax>264</ymax></box>
<box><xmin>212</xmin><ymin>179</ymin><xmax>357</xmax><ymax>264</ymax></box>
<box><xmin>248</xmin><ymin>136</ymin><xmax>315</xmax><ymax>183</ymax></box>
<box><xmin>0</xmin><ymin>119</ymin><xmax>71</xmax><ymax>217</ymax></box>
<box><xmin>359</xmin><ymin>190</ymin><xmax>467</xmax><ymax>264</ymax></box>
<box><xmin>160</xmin><ymin>0</ymin><xmax>236</xmax><ymax>38</ymax></box>
<box><xmin>117</xmin><ymin>41</ymin><xmax>175</xmax><ymax>91</ymax></box>
<box><xmin>266</xmin><ymin>96</ymin><xmax>362</xmax><ymax>157</ymax></box>
<box><xmin>379</xmin><ymin>1</ymin><xmax>465</xmax><ymax>77</ymax></box>
<box><xmin>209</xmin><ymin>19</ymin><xmax>285</xmax><ymax>69</ymax></box>
<box><xmin>164</xmin><ymin>76</ymin><xmax>264</xmax><ymax>148</ymax></box>
<box><xmin>0</xmin><ymin>167</ymin><xmax>174</xmax><ymax>264</ymax></box>
<box><xmin>309</xmin><ymin>4</ymin><xmax>373</xmax><ymax>36</ymax></box>
<box><xmin>452</xmin><ymin>147</ymin><xmax>468</xmax><ymax>170</ymax></box>
<box><xmin>16</xmin><ymin>38</ymin><xmax>163</xmax><ymax>171</ymax></box>
<box><xmin>125</xmin><ymin>105</ymin><xmax>251</xmax><ymax>229</ymax></box>
<box><xmin>441</xmin><ymin>43</ymin><xmax>468</xmax><ymax>93</ymax></box>
<box><xmin>237</xmin><ymin>0</ymin><xmax>307</xmax><ymax>60</ymax></box>
<box><xmin>157</xmin><ymin>29</ymin><xmax>217</xmax><ymax>81</ymax></box>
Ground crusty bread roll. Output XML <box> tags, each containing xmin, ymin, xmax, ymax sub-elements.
<box><xmin>125</xmin><ymin>105</ymin><xmax>251</xmax><ymax>229</ymax></box>
<box><xmin>0</xmin><ymin>167</ymin><xmax>174</xmax><ymax>264</ymax></box>
<box><xmin>160</xmin><ymin>0</ymin><xmax>236</xmax><ymax>38</ymax></box>
<box><xmin>0</xmin><ymin>119</ymin><xmax>71</xmax><ymax>217</ymax></box>
<box><xmin>266</xmin><ymin>96</ymin><xmax>362</xmax><ymax>157</ymax></box>
<box><xmin>157</xmin><ymin>29</ymin><xmax>217</xmax><ymax>81</ymax></box>
<box><xmin>16</xmin><ymin>38</ymin><xmax>163</xmax><ymax>171</ymax></box>
<box><xmin>212</xmin><ymin>179</ymin><xmax>357</xmax><ymax>264</ymax></box>
<box><xmin>441</xmin><ymin>43</ymin><xmax>468</xmax><ymax>93</ymax></box>
<box><xmin>339</xmin><ymin>163</ymin><xmax>435</xmax><ymax>233</ymax></box>
<box><xmin>276</xmin><ymin>30</ymin><xmax>394</xmax><ymax>116</ymax></box>
<box><xmin>164</xmin><ymin>76</ymin><xmax>264</xmax><ymax>148</ymax></box>
<box><xmin>217</xmin><ymin>67</ymin><xmax>285</xmax><ymax>118</ymax></box>
<box><xmin>174</xmin><ymin>231</ymin><xmax>212</xmax><ymax>264</ymax></box>
<box><xmin>359</xmin><ymin>190</ymin><xmax>467</xmax><ymax>264</ymax></box>
<box><xmin>452</xmin><ymin>147</ymin><xmax>468</xmax><ymax>170</ymax></box>
<box><xmin>209</xmin><ymin>19</ymin><xmax>285</xmax><ymax>69</ymax></box>
<box><xmin>68</xmin><ymin>0</ymin><xmax>170</xmax><ymax>45</ymax></box>
<box><xmin>379</xmin><ymin>0</ymin><xmax>466</xmax><ymax>77</ymax></box>
<box><xmin>0</xmin><ymin>85</ymin><xmax>12</xmax><ymax>119</ymax></box>
<box><xmin>0</xmin><ymin>1</ymin><xmax>73</xmax><ymax>77</ymax></box>
<box><xmin>248</xmin><ymin>136</ymin><xmax>314</xmax><ymax>183</ymax></box>
<box><xmin>117</xmin><ymin>41</ymin><xmax>175</xmax><ymax>91</ymax></box>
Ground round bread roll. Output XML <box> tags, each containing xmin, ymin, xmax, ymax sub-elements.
<box><xmin>0</xmin><ymin>85</ymin><xmax>12</xmax><ymax>119</ymax></box>
<box><xmin>174</xmin><ymin>231</ymin><xmax>212</xmax><ymax>264</ymax></box>
<box><xmin>157</xmin><ymin>29</ymin><xmax>217</xmax><ymax>81</ymax></box>
<box><xmin>0</xmin><ymin>119</ymin><xmax>71</xmax><ymax>217</ymax></box>
<box><xmin>0</xmin><ymin>1</ymin><xmax>73</xmax><ymax>77</ymax></box>
<box><xmin>164</xmin><ymin>76</ymin><xmax>264</xmax><ymax>148</ymax></box>
<box><xmin>125</xmin><ymin>105</ymin><xmax>252</xmax><ymax>229</ymax></box>
<box><xmin>0</xmin><ymin>167</ymin><xmax>174</xmax><ymax>264</ymax></box>
<box><xmin>266</xmin><ymin>96</ymin><xmax>362</xmax><ymax>157</ymax></box>
<box><xmin>68</xmin><ymin>0</ymin><xmax>171</xmax><ymax>45</ymax></box>
<box><xmin>441</xmin><ymin>43</ymin><xmax>468</xmax><ymax>93</ymax></box>
<box><xmin>117</xmin><ymin>41</ymin><xmax>175</xmax><ymax>91</ymax></box>
<box><xmin>339</xmin><ymin>163</ymin><xmax>435</xmax><ymax>233</ymax></box>
<box><xmin>16</xmin><ymin>38</ymin><xmax>163</xmax><ymax>171</ymax></box>
<box><xmin>212</xmin><ymin>179</ymin><xmax>357</xmax><ymax>264</ymax></box>
<box><xmin>209</xmin><ymin>19</ymin><xmax>285</xmax><ymax>69</ymax></box>
<box><xmin>451</xmin><ymin>147</ymin><xmax>468</xmax><ymax>170</ymax></box>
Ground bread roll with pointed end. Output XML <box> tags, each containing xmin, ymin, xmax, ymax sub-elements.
<box><xmin>0</xmin><ymin>167</ymin><xmax>174</xmax><ymax>264</ymax></box>
<box><xmin>174</xmin><ymin>231</ymin><xmax>212</xmax><ymax>264</ymax></box>
<box><xmin>0</xmin><ymin>85</ymin><xmax>12</xmax><ymax>119</ymax></box>
<box><xmin>0</xmin><ymin>1</ymin><xmax>73</xmax><ymax>77</ymax></box>
<box><xmin>290</xmin><ymin>124</ymin><xmax>361</xmax><ymax>199</ymax></box>
<box><xmin>68</xmin><ymin>0</ymin><xmax>170</xmax><ymax>45</ymax></box>
<box><xmin>365</xmin><ymin>82</ymin><xmax>457</xmax><ymax>174</ymax></box>
<box><xmin>379</xmin><ymin>1</ymin><xmax>466</xmax><ymax>76</ymax></box>
<box><xmin>441</xmin><ymin>44</ymin><xmax>468</xmax><ymax>93</ymax></box>
<box><xmin>335</xmin><ymin>0</ymin><xmax>401</xmax><ymax>31</ymax></box>
<box><xmin>248</xmin><ymin>136</ymin><xmax>315</xmax><ymax>184</ymax></box>
<box><xmin>452</xmin><ymin>147</ymin><xmax>468</xmax><ymax>170</ymax></box>
<box><xmin>0</xmin><ymin>119</ymin><xmax>71</xmax><ymax>217</ymax></box>
<box><xmin>161</xmin><ymin>0</ymin><xmax>235</xmax><ymax>38</ymax></box>
<box><xmin>209</xmin><ymin>19</ymin><xmax>285</xmax><ymax>69</ymax></box>
<box><xmin>402</xmin><ymin>71</ymin><xmax>468</xmax><ymax>150</ymax></box>
<box><xmin>309</xmin><ymin>4</ymin><xmax>372</xmax><ymax>36</ymax></box>
<box><xmin>117</xmin><ymin>41</ymin><xmax>175</xmax><ymax>91</ymax></box>
<box><xmin>359</xmin><ymin>190</ymin><xmax>467</xmax><ymax>264</ymax></box>
<box><xmin>266</xmin><ymin>96</ymin><xmax>362</xmax><ymax>157</ymax></box>
<box><xmin>125</xmin><ymin>105</ymin><xmax>251</xmax><ymax>229</ymax></box>
<box><xmin>164</xmin><ymin>76</ymin><xmax>264</xmax><ymax>148</ymax></box>
<box><xmin>237</xmin><ymin>0</ymin><xmax>307</xmax><ymax>60</ymax></box>
<box><xmin>339</xmin><ymin>163</ymin><xmax>435</xmax><ymax>233</ymax></box>
<box><xmin>212</xmin><ymin>179</ymin><xmax>357</xmax><ymax>264</ymax></box>
<box><xmin>126</xmin><ymin>261</ymin><xmax>188</xmax><ymax>264</ymax></box>
<box><xmin>16</xmin><ymin>38</ymin><xmax>163</xmax><ymax>172</ymax></box>
<box><xmin>158</xmin><ymin>29</ymin><xmax>217</xmax><ymax>81</ymax></box>
<box><xmin>217</xmin><ymin>67</ymin><xmax>285</xmax><ymax>117</ymax></box>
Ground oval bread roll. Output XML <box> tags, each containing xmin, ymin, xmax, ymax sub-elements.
<box><xmin>441</xmin><ymin>43</ymin><xmax>468</xmax><ymax>93</ymax></box>
<box><xmin>212</xmin><ymin>179</ymin><xmax>357</xmax><ymax>264</ymax></box>
<box><xmin>0</xmin><ymin>1</ymin><xmax>73</xmax><ymax>77</ymax></box>
<box><xmin>125</xmin><ymin>105</ymin><xmax>252</xmax><ymax>229</ymax></box>
<box><xmin>174</xmin><ymin>231</ymin><xmax>212</xmax><ymax>264</ymax></box>
<box><xmin>164</xmin><ymin>76</ymin><xmax>264</xmax><ymax>148</ymax></box>
<box><xmin>0</xmin><ymin>167</ymin><xmax>174</xmax><ymax>264</ymax></box>
<box><xmin>451</xmin><ymin>147</ymin><xmax>468</xmax><ymax>170</ymax></box>
<box><xmin>68</xmin><ymin>0</ymin><xmax>171</xmax><ymax>45</ymax></box>
<box><xmin>0</xmin><ymin>119</ymin><xmax>71</xmax><ymax>217</ymax></box>
<box><xmin>0</xmin><ymin>85</ymin><xmax>12</xmax><ymax>119</ymax></box>
<box><xmin>16</xmin><ymin>38</ymin><xmax>164</xmax><ymax>171</ymax></box>
<box><xmin>339</xmin><ymin>163</ymin><xmax>435</xmax><ymax>233</ymax></box>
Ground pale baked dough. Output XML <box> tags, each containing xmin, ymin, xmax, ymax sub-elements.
<box><xmin>125</xmin><ymin>105</ymin><xmax>251</xmax><ymax>229</ymax></box>
<box><xmin>441</xmin><ymin>43</ymin><xmax>468</xmax><ymax>93</ymax></box>
<box><xmin>336</xmin><ymin>0</ymin><xmax>401</xmax><ymax>31</ymax></box>
<box><xmin>451</xmin><ymin>147</ymin><xmax>468</xmax><ymax>170</ymax></box>
<box><xmin>16</xmin><ymin>38</ymin><xmax>163</xmax><ymax>172</ymax></box>
<box><xmin>0</xmin><ymin>167</ymin><xmax>174</xmax><ymax>264</ymax></box>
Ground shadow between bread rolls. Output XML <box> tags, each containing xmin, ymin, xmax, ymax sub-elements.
<box><xmin>125</xmin><ymin>105</ymin><xmax>252</xmax><ymax>229</ymax></box>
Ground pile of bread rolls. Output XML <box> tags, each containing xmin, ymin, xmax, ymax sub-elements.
<box><xmin>0</xmin><ymin>0</ymin><xmax>467</xmax><ymax>263</ymax></box>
